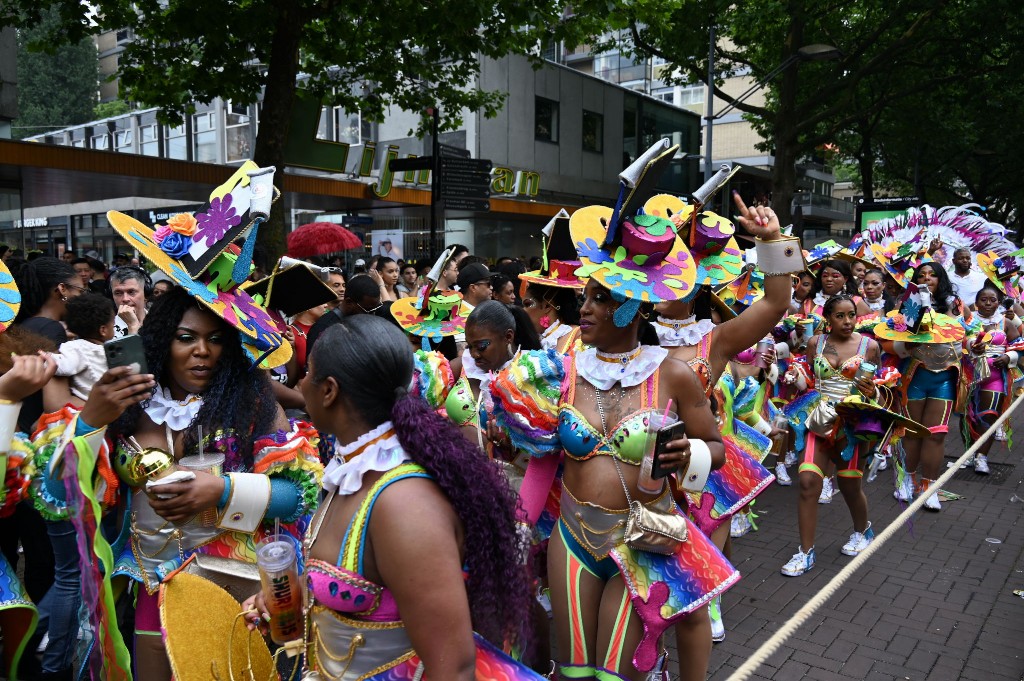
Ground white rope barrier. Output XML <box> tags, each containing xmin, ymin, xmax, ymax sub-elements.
<box><xmin>727</xmin><ymin>390</ymin><xmax>1024</xmax><ymax>681</ymax></box>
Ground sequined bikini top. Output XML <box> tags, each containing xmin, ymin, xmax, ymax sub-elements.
<box><xmin>557</xmin><ymin>361</ymin><xmax>660</xmax><ymax>466</ymax></box>
<box><xmin>812</xmin><ymin>335</ymin><xmax>869</xmax><ymax>380</ymax></box>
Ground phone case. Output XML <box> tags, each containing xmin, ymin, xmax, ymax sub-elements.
<box><xmin>652</xmin><ymin>421</ymin><xmax>686</xmax><ymax>479</ymax></box>
<box><xmin>104</xmin><ymin>335</ymin><xmax>149</xmax><ymax>375</ymax></box>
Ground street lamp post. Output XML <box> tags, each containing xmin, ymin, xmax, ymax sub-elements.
<box><xmin>703</xmin><ymin>43</ymin><xmax>841</xmax><ymax>181</ymax></box>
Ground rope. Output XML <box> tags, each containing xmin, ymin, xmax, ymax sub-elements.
<box><xmin>727</xmin><ymin>390</ymin><xmax>1024</xmax><ymax>681</ymax></box>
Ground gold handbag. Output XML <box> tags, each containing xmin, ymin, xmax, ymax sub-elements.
<box><xmin>613</xmin><ymin>458</ymin><xmax>688</xmax><ymax>555</ymax></box>
<box><xmin>183</xmin><ymin>553</ymin><xmax>261</xmax><ymax>603</ymax></box>
<box><xmin>805</xmin><ymin>400</ymin><xmax>839</xmax><ymax>439</ymax></box>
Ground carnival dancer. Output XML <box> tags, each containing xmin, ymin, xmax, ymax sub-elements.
<box><xmin>780</xmin><ymin>294</ymin><xmax>924</xmax><ymax>576</ymax></box>
<box><xmin>861</xmin><ymin>268</ymin><xmax>892</xmax><ymax>316</ymax></box>
<box><xmin>874</xmin><ymin>280</ymin><xmax>967</xmax><ymax>512</ymax></box>
<box><xmin>801</xmin><ymin>258</ymin><xmax>871</xmax><ymax>318</ymax></box>
<box><xmin>494</xmin><ymin>141</ymin><xmax>781</xmax><ymax>680</ymax></box>
<box><xmin>242</xmin><ymin>316</ymin><xmax>542</xmax><ymax>681</ymax></box>
<box><xmin>520</xmin><ymin>210</ymin><xmax>585</xmax><ymax>355</ymax></box>
<box><xmin>35</xmin><ymin>164</ymin><xmax>323</xmax><ymax>680</ymax></box>
<box><xmin>961</xmin><ymin>285</ymin><xmax>1021</xmax><ymax>473</ymax></box>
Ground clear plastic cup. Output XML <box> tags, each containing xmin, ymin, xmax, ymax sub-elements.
<box><xmin>639</xmin><ymin>410</ymin><xmax>679</xmax><ymax>495</ymax></box>
<box><xmin>256</xmin><ymin>536</ymin><xmax>303</xmax><ymax>644</ymax></box>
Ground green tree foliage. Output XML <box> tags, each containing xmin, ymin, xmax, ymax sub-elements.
<box><xmin>94</xmin><ymin>99</ymin><xmax>131</xmax><ymax>119</ymax></box>
<box><xmin>12</xmin><ymin>5</ymin><xmax>97</xmax><ymax>139</ymax></box>
<box><xmin>2</xmin><ymin>0</ymin><xmax>580</xmax><ymax>258</ymax></box>
<box><xmin>567</xmin><ymin>0</ymin><xmax>1014</xmax><ymax>228</ymax></box>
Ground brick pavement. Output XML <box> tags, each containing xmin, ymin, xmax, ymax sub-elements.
<box><xmin>700</xmin><ymin>410</ymin><xmax>1024</xmax><ymax>681</ymax></box>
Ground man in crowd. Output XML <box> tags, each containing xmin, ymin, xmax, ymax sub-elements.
<box><xmin>304</xmin><ymin>274</ymin><xmax>384</xmax><ymax>366</ymax></box>
<box><xmin>397</xmin><ymin>263</ymin><xmax>418</xmax><ymax>296</ymax></box>
<box><xmin>456</xmin><ymin>262</ymin><xmax>493</xmax><ymax>311</ymax></box>
<box><xmin>110</xmin><ymin>267</ymin><xmax>149</xmax><ymax>336</ymax></box>
<box><xmin>436</xmin><ymin>243</ymin><xmax>469</xmax><ymax>289</ymax></box>
<box><xmin>946</xmin><ymin>247</ymin><xmax>989</xmax><ymax>309</ymax></box>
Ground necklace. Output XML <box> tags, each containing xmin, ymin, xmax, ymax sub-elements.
<box><xmin>655</xmin><ymin>315</ymin><xmax>696</xmax><ymax>329</ymax></box>
<box><xmin>595</xmin><ymin>346</ymin><xmax>642</xmax><ymax>367</ymax></box>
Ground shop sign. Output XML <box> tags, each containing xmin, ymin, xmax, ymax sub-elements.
<box><xmin>13</xmin><ymin>217</ymin><xmax>48</xmax><ymax>228</ymax></box>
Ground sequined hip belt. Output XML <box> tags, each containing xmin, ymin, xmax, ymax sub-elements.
<box><xmin>559</xmin><ymin>483</ymin><xmax>673</xmax><ymax>560</ymax></box>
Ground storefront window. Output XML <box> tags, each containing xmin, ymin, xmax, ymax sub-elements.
<box><xmin>334</xmin><ymin>107</ymin><xmax>362</xmax><ymax>145</ymax></box>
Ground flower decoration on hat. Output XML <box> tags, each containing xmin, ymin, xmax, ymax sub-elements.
<box><xmin>570</xmin><ymin>139</ymin><xmax>699</xmax><ymax>326</ymax></box>
<box><xmin>106</xmin><ymin>163</ymin><xmax>289</xmax><ymax>368</ymax></box>
<box><xmin>874</xmin><ymin>282</ymin><xmax>964</xmax><ymax>344</ymax></box>
<box><xmin>978</xmin><ymin>251</ymin><xmax>1023</xmax><ymax>299</ymax></box>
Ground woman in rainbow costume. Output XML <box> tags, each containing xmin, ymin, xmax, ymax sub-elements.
<box><xmin>491</xmin><ymin>141</ymin><xmax>807</xmax><ymax>680</ymax></box>
<box><xmin>34</xmin><ymin>166</ymin><xmax>323</xmax><ymax>680</ymax></box>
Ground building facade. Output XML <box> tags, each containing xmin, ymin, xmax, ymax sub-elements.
<box><xmin>13</xmin><ymin>53</ymin><xmax>701</xmax><ymax>265</ymax></box>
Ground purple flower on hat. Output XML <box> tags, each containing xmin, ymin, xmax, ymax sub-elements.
<box><xmin>159</xmin><ymin>232</ymin><xmax>191</xmax><ymax>259</ymax></box>
<box><xmin>195</xmin><ymin>196</ymin><xmax>241</xmax><ymax>247</ymax></box>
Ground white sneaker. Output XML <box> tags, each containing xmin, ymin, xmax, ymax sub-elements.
<box><xmin>818</xmin><ymin>477</ymin><xmax>835</xmax><ymax>504</ymax></box>
<box><xmin>709</xmin><ymin>595</ymin><xmax>725</xmax><ymax>643</ymax></box>
<box><xmin>995</xmin><ymin>423</ymin><xmax>1008</xmax><ymax>442</ymax></box>
<box><xmin>974</xmin><ymin>455</ymin><xmax>990</xmax><ymax>475</ymax></box>
<box><xmin>730</xmin><ymin>512</ymin><xmax>752</xmax><ymax>538</ymax></box>
<box><xmin>784</xmin><ymin>450</ymin><xmax>799</xmax><ymax>467</ymax></box>
<box><xmin>781</xmin><ymin>546</ymin><xmax>816</xmax><ymax>576</ymax></box>
<box><xmin>920</xmin><ymin>482</ymin><xmax>942</xmax><ymax>511</ymax></box>
<box><xmin>775</xmin><ymin>463</ymin><xmax>792</xmax><ymax>486</ymax></box>
<box><xmin>893</xmin><ymin>473</ymin><xmax>914</xmax><ymax>502</ymax></box>
<box><xmin>841</xmin><ymin>522</ymin><xmax>875</xmax><ymax>556</ymax></box>
<box><xmin>877</xmin><ymin>455</ymin><xmax>888</xmax><ymax>471</ymax></box>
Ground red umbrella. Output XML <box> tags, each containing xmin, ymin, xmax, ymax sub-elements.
<box><xmin>287</xmin><ymin>222</ymin><xmax>364</xmax><ymax>258</ymax></box>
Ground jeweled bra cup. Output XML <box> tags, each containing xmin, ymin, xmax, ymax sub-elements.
<box><xmin>307</xmin><ymin>559</ymin><xmax>383</xmax><ymax>616</ymax></box>
<box><xmin>557</xmin><ymin>404</ymin><xmax>653</xmax><ymax>465</ymax></box>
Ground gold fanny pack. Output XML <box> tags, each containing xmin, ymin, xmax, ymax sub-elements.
<box><xmin>612</xmin><ymin>458</ymin><xmax>688</xmax><ymax>555</ymax></box>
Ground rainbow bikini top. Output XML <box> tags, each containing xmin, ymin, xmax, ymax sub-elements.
<box><xmin>812</xmin><ymin>334</ymin><xmax>869</xmax><ymax>380</ymax></box>
<box><xmin>307</xmin><ymin>462</ymin><xmax>430</xmax><ymax>622</ymax></box>
<box><xmin>557</xmin><ymin>361</ymin><xmax>660</xmax><ymax>466</ymax></box>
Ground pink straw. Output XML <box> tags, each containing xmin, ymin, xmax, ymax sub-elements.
<box><xmin>661</xmin><ymin>398</ymin><xmax>674</xmax><ymax>423</ymax></box>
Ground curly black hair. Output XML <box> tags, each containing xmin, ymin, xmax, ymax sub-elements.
<box><xmin>914</xmin><ymin>262</ymin><xmax>958</xmax><ymax>314</ymax></box>
<box><xmin>65</xmin><ymin>293</ymin><xmax>116</xmax><ymax>340</ymax></box>
<box><xmin>112</xmin><ymin>287</ymin><xmax>280</xmax><ymax>467</ymax></box>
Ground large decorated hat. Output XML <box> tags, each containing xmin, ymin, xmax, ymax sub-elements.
<box><xmin>977</xmin><ymin>251</ymin><xmax>1024</xmax><ymax>299</ymax></box>
<box><xmin>0</xmin><ymin>260</ymin><xmax>19</xmax><ymax>333</ymax></box>
<box><xmin>804</xmin><ymin>240</ymin><xmax>845</xmax><ymax>274</ymax></box>
<box><xmin>391</xmin><ymin>289</ymin><xmax>468</xmax><ymax>346</ymax></box>
<box><xmin>873</xmin><ymin>283</ymin><xmax>965</xmax><ymax>344</ymax></box>
<box><xmin>715</xmin><ymin>265</ymin><xmax>764</xmax><ymax>310</ymax></box>
<box><xmin>242</xmin><ymin>257</ymin><xmax>339</xmax><ymax>317</ymax></box>
<box><xmin>642</xmin><ymin>194</ymin><xmax>744</xmax><ymax>291</ymax></box>
<box><xmin>106</xmin><ymin>163</ymin><xmax>290</xmax><ymax>368</ymax></box>
<box><xmin>570</xmin><ymin>139</ymin><xmax>698</xmax><ymax>319</ymax></box>
<box><xmin>520</xmin><ymin>209</ymin><xmax>586</xmax><ymax>290</ymax></box>
<box><xmin>835</xmin><ymin>394</ymin><xmax>930</xmax><ymax>439</ymax></box>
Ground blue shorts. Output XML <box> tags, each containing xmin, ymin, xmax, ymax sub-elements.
<box><xmin>907</xmin><ymin>368</ymin><xmax>956</xmax><ymax>401</ymax></box>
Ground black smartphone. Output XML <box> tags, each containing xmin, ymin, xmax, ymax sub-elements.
<box><xmin>104</xmin><ymin>335</ymin><xmax>149</xmax><ymax>375</ymax></box>
<box><xmin>652</xmin><ymin>421</ymin><xmax>686</xmax><ymax>479</ymax></box>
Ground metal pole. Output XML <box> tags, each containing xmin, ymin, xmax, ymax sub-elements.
<box><xmin>430</xmin><ymin>107</ymin><xmax>440</xmax><ymax>260</ymax></box>
<box><xmin>704</xmin><ymin>23</ymin><xmax>715</xmax><ymax>182</ymax></box>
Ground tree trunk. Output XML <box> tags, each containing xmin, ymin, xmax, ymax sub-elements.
<box><xmin>252</xmin><ymin>6</ymin><xmax>304</xmax><ymax>264</ymax></box>
<box><xmin>770</xmin><ymin>14</ymin><xmax>803</xmax><ymax>230</ymax></box>
<box><xmin>858</xmin><ymin>130</ymin><xmax>874</xmax><ymax>202</ymax></box>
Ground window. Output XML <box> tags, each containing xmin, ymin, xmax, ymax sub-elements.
<box><xmin>165</xmin><ymin>124</ymin><xmax>187</xmax><ymax>160</ymax></box>
<box><xmin>115</xmin><ymin>129</ymin><xmax>132</xmax><ymax>153</ymax></box>
<box><xmin>582</xmin><ymin>110</ymin><xmax>603</xmax><ymax>153</ymax></box>
<box><xmin>535</xmin><ymin>97</ymin><xmax>559</xmax><ymax>143</ymax></box>
<box><xmin>139</xmin><ymin>124</ymin><xmax>158</xmax><ymax>156</ymax></box>
<box><xmin>193</xmin><ymin>111</ymin><xmax>217</xmax><ymax>163</ymax></box>
<box><xmin>333</xmin><ymin>107</ymin><xmax>364</xmax><ymax>145</ymax></box>
<box><xmin>677</xmin><ymin>84</ymin><xmax>704</xmax><ymax>106</ymax></box>
<box><xmin>224</xmin><ymin>101</ymin><xmax>252</xmax><ymax>162</ymax></box>
<box><xmin>91</xmin><ymin>134</ymin><xmax>109</xmax><ymax>150</ymax></box>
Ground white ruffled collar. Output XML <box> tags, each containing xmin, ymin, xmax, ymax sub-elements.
<box><xmin>865</xmin><ymin>296</ymin><xmax>886</xmax><ymax>312</ymax></box>
<box><xmin>145</xmin><ymin>386</ymin><xmax>203</xmax><ymax>431</ymax></box>
<box><xmin>460</xmin><ymin>349</ymin><xmax>514</xmax><ymax>410</ymax></box>
<box><xmin>322</xmin><ymin>421</ymin><xmax>411</xmax><ymax>495</ymax></box>
<box><xmin>541</xmin><ymin>320</ymin><xmax>573</xmax><ymax>349</ymax></box>
<box><xmin>653</xmin><ymin>315</ymin><xmax>716</xmax><ymax>348</ymax></box>
<box><xmin>576</xmin><ymin>345</ymin><xmax>668</xmax><ymax>390</ymax></box>
<box><xmin>813</xmin><ymin>291</ymin><xmax>830</xmax><ymax>307</ymax></box>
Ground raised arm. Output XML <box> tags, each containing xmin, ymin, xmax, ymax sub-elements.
<box><xmin>709</xmin><ymin>193</ymin><xmax>800</xmax><ymax>379</ymax></box>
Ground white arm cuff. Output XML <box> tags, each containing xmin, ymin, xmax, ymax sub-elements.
<box><xmin>776</xmin><ymin>342</ymin><xmax>791</xmax><ymax>360</ymax></box>
<box><xmin>0</xmin><ymin>402</ymin><xmax>21</xmax><ymax>455</ymax></box>
<box><xmin>680</xmin><ymin>439</ymin><xmax>713</xmax><ymax>492</ymax></box>
<box><xmin>752</xmin><ymin>417</ymin><xmax>773</xmax><ymax>436</ymax></box>
<box><xmin>755</xmin><ymin>236</ymin><xmax>805</xmax><ymax>277</ymax></box>
<box><xmin>1007</xmin><ymin>351</ymin><xmax>1019</xmax><ymax>367</ymax></box>
<box><xmin>49</xmin><ymin>416</ymin><xmax>107</xmax><ymax>479</ymax></box>
<box><xmin>218</xmin><ymin>473</ymin><xmax>272</xmax><ymax>533</ymax></box>
<box><xmin>767</xmin><ymin>363</ymin><xmax>780</xmax><ymax>384</ymax></box>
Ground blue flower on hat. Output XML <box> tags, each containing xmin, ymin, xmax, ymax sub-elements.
<box><xmin>159</xmin><ymin>232</ymin><xmax>191</xmax><ymax>259</ymax></box>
